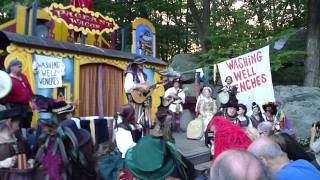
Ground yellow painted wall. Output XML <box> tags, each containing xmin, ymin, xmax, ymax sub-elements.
<box><xmin>4</xmin><ymin>44</ymin><xmax>165</xmax><ymax>126</ymax></box>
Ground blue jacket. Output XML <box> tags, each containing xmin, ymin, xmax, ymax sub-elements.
<box><xmin>276</xmin><ymin>160</ymin><xmax>320</xmax><ymax>180</ymax></box>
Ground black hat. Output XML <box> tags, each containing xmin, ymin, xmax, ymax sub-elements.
<box><xmin>52</xmin><ymin>101</ymin><xmax>74</xmax><ymax>115</ymax></box>
<box><xmin>262</xmin><ymin>102</ymin><xmax>277</xmax><ymax>115</ymax></box>
<box><xmin>0</xmin><ymin>106</ymin><xmax>24</xmax><ymax>121</ymax></box>
<box><xmin>132</xmin><ymin>57</ymin><xmax>147</xmax><ymax>65</ymax></box>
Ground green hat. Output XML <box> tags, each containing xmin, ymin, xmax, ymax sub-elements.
<box><xmin>125</xmin><ymin>135</ymin><xmax>175</xmax><ymax>180</ymax></box>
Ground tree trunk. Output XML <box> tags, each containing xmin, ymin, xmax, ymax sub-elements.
<box><xmin>187</xmin><ymin>0</ymin><xmax>210</xmax><ymax>52</ymax></box>
<box><xmin>304</xmin><ymin>0</ymin><xmax>320</xmax><ymax>86</ymax></box>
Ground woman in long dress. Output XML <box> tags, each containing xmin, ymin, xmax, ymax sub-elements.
<box><xmin>198</xmin><ymin>87</ymin><xmax>217</xmax><ymax>132</ymax></box>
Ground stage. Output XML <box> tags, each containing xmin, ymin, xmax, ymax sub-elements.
<box><xmin>173</xmin><ymin>132</ymin><xmax>211</xmax><ymax>178</ymax></box>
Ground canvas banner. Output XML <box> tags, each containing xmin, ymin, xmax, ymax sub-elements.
<box><xmin>217</xmin><ymin>46</ymin><xmax>275</xmax><ymax>111</ymax></box>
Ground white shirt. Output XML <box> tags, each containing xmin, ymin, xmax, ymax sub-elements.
<box><xmin>124</xmin><ymin>72</ymin><xmax>146</xmax><ymax>93</ymax></box>
<box><xmin>164</xmin><ymin>87</ymin><xmax>186</xmax><ymax>113</ymax></box>
<box><xmin>311</xmin><ymin>138</ymin><xmax>320</xmax><ymax>166</ymax></box>
<box><xmin>115</xmin><ymin>128</ymin><xmax>136</xmax><ymax>158</ymax></box>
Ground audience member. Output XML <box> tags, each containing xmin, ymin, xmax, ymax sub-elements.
<box><xmin>257</xmin><ymin>121</ymin><xmax>273</xmax><ymax>137</ymax></box>
<box><xmin>125</xmin><ymin>135</ymin><xmax>188</xmax><ymax>180</ymax></box>
<box><xmin>271</xmin><ymin>132</ymin><xmax>313</xmax><ymax>162</ymax></box>
<box><xmin>310</xmin><ymin>121</ymin><xmax>320</xmax><ymax>167</ymax></box>
<box><xmin>210</xmin><ymin>149</ymin><xmax>273</xmax><ymax>180</ymax></box>
<box><xmin>248</xmin><ymin>137</ymin><xmax>320</xmax><ymax>180</ymax></box>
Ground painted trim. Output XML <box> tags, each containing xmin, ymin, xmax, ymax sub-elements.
<box><xmin>0</xmin><ymin>20</ymin><xmax>16</xmax><ymax>30</ymax></box>
<box><xmin>47</xmin><ymin>3</ymin><xmax>119</xmax><ymax>35</ymax></box>
<box><xmin>132</xmin><ymin>18</ymin><xmax>156</xmax><ymax>33</ymax></box>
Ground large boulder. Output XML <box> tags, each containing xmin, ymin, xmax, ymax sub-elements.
<box><xmin>274</xmin><ymin>85</ymin><xmax>320</xmax><ymax>138</ymax></box>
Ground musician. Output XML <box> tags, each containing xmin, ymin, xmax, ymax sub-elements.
<box><xmin>0</xmin><ymin>60</ymin><xmax>33</xmax><ymax>138</ymax></box>
<box><xmin>124</xmin><ymin>57</ymin><xmax>152</xmax><ymax>131</ymax></box>
<box><xmin>163</xmin><ymin>78</ymin><xmax>185</xmax><ymax>132</ymax></box>
<box><xmin>221</xmin><ymin>76</ymin><xmax>234</xmax><ymax>92</ymax></box>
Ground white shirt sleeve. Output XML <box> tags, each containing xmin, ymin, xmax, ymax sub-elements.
<box><xmin>311</xmin><ymin>138</ymin><xmax>320</xmax><ymax>153</ymax></box>
<box><xmin>124</xmin><ymin>73</ymin><xmax>135</xmax><ymax>93</ymax></box>
<box><xmin>179</xmin><ymin>90</ymin><xmax>186</xmax><ymax>104</ymax></box>
<box><xmin>115</xmin><ymin>128</ymin><xmax>136</xmax><ymax>158</ymax></box>
<box><xmin>164</xmin><ymin>87</ymin><xmax>173</xmax><ymax>98</ymax></box>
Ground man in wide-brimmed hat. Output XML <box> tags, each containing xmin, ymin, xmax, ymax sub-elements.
<box><xmin>124</xmin><ymin>57</ymin><xmax>153</xmax><ymax>133</ymax></box>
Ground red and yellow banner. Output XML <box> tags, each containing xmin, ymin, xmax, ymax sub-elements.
<box><xmin>48</xmin><ymin>3</ymin><xmax>118</xmax><ymax>35</ymax></box>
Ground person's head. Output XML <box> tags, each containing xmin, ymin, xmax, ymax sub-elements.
<box><xmin>248</xmin><ymin>137</ymin><xmax>289</xmax><ymax>173</ymax></box>
<box><xmin>227</xmin><ymin>106</ymin><xmax>237</xmax><ymax>117</ymax></box>
<box><xmin>173</xmin><ymin>81</ymin><xmax>180</xmax><ymax>89</ymax></box>
<box><xmin>118</xmin><ymin>104</ymin><xmax>136</xmax><ymax>125</ymax></box>
<box><xmin>225</xmin><ymin>76</ymin><xmax>233</xmax><ymax>85</ymax></box>
<box><xmin>7</xmin><ymin>59</ymin><xmax>23</xmax><ymax>75</ymax></box>
<box><xmin>210</xmin><ymin>149</ymin><xmax>272</xmax><ymax>180</ymax></box>
<box><xmin>132</xmin><ymin>57</ymin><xmax>146</xmax><ymax>71</ymax></box>
<box><xmin>203</xmin><ymin>87</ymin><xmax>212</xmax><ymax>98</ymax></box>
<box><xmin>270</xmin><ymin>132</ymin><xmax>312</xmax><ymax>162</ymax></box>
<box><xmin>262</xmin><ymin>102</ymin><xmax>277</xmax><ymax>117</ymax></box>
<box><xmin>0</xmin><ymin>106</ymin><xmax>23</xmax><ymax>136</ymax></box>
<box><xmin>252</xmin><ymin>102</ymin><xmax>262</xmax><ymax>116</ymax></box>
<box><xmin>257</xmin><ymin>121</ymin><xmax>273</xmax><ymax>137</ymax></box>
<box><xmin>237</xmin><ymin>104</ymin><xmax>247</xmax><ymax>116</ymax></box>
<box><xmin>51</xmin><ymin>101</ymin><xmax>74</xmax><ymax>122</ymax></box>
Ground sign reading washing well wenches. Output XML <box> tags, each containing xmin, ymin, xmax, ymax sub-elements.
<box><xmin>217</xmin><ymin>46</ymin><xmax>275</xmax><ymax>112</ymax></box>
<box><xmin>33</xmin><ymin>54</ymin><xmax>65</xmax><ymax>89</ymax></box>
<box><xmin>48</xmin><ymin>3</ymin><xmax>119</xmax><ymax>35</ymax></box>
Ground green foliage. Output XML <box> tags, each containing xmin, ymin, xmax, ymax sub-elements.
<box><xmin>198</xmin><ymin>0</ymin><xmax>308</xmax><ymax>74</ymax></box>
<box><xmin>271</xmin><ymin>50</ymin><xmax>306</xmax><ymax>71</ymax></box>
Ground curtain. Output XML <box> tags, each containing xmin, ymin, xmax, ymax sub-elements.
<box><xmin>79</xmin><ymin>64</ymin><xmax>98</xmax><ymax>116</ymax></box>
<box><xmin>100</xmin><ymin>64</ymin><xmax>123</xmax><ymax>116</ymax></box>
<box><xmin>79</xmin><ymin>64</ymin><xmax>123</xmax><ymax>117</ymax></box>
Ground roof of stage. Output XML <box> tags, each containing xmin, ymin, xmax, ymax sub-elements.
<box><xmin>0</xmin><ymin>31</ymin><xmax>167</xmax><ymax>66</ymax></box>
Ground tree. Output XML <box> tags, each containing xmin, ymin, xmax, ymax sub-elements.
<box><xmin>187</xmin><ymin>0</ymin><xmax>212</xmax><ymax>52</ymax></box>
<box><xmin>304</xmin><ymin>0</ymin><xmax>320</xmax><ymax>86</ymax></box>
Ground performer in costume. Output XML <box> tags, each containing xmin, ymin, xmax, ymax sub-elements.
<box><xmin>262</xmin><ymin>102</ymin><xmax>293</xmax><ymax>132</ymax></box>
<box><xmin>235</xmin><ymin>103</ymin><xmax>251</xmax><ymax>128</ymax></box>
<box><xmin>35</xmin><ymin>101</ymin><xmax>96</xmax><ymax>180</ymax></box>
<box><xmin>221</xmin><ymin>76</ymin><xmax>234</xmax><ymax>93</ymax></box>
<box><xmin>0</xmin><ymin>106</ymin><xmax>40</xmax><ymax>180</ymax></box>
<box><xmin>124</xmin><ymin>57</ymin><xmax>152</xmax><ymax>131</ymax></box>
<box><xmin>206</xmin><ymin>116</ymin><xmax>252</xmax><ymax>161</ymax></box>
<box><xmin>205</xmin><ymin>87</ymin><xmax>239</xmax><ymax>146</ymax></box>
<box><xmin>197</xmin><ymin>87</ymin><xmax>217</xmax><ymax>132</ymax></box>
<box><xmin>249</xmin><ymin>102</ymin><xmax>265</xmax><ymax>128</ymax></box>
<box><xmin>163</xmin><ymin>78</ymin><xmax>185</xmax><ymax>132</ymax></box>
<box><xmin>0</xmin><ymin>60</ymin><xmax>33</xmax><ymax>138</ymax></box>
